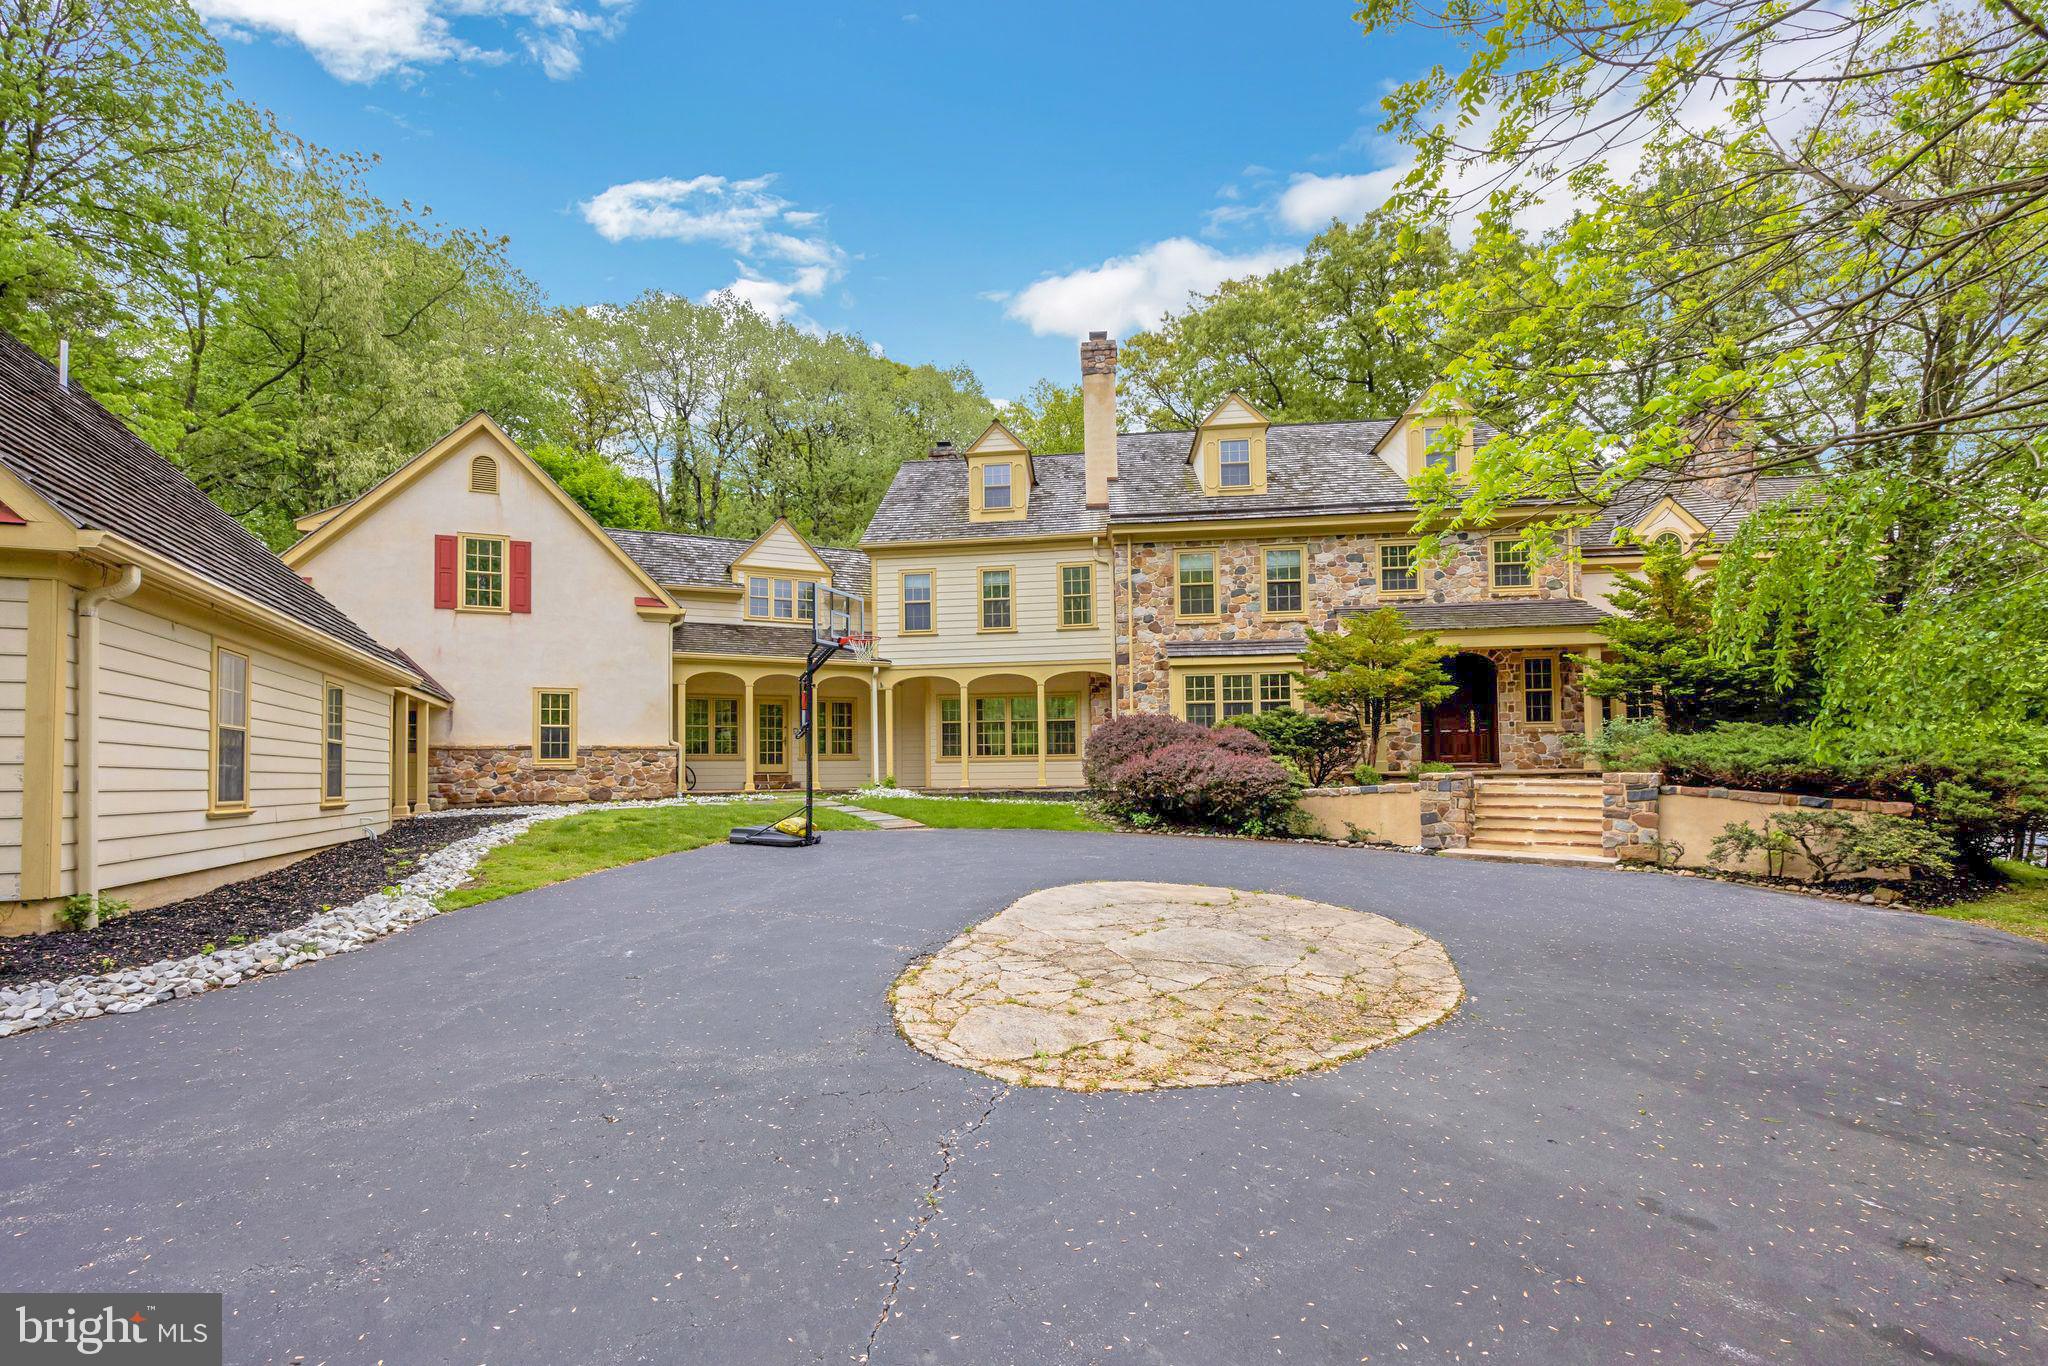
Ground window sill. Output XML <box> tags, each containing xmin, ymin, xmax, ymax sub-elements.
<box><xmin>456</xmin><ymin>604</ymin><xmax>510</xmax><ymax>615</ymax></box>
<box><xmin>319</xmin><ymin>798</ymin><xmax>347</xmax><ymax>811</ymax></box>
<box><xmin>1175</xmin><ymin>615</ymin><xmax>1223</xmax><ymax>625</ymax></box>
<box><xmin>1262</xmin><ymin>611</ymin><xmax>1307</xmax><ymax>622</ymax></box>
<box><xmin>976</xmin><ymin>626</ymin><xmax>1018</xmax><ymax>634</ymax></box>
<box><xmin>206</xmin><ymin>806</ymin><xmax>253</xmax><ymax>820</ymax></box>
<box><xmin>1379</xmin><ymin>590</ymin><xmax>1424</xmax><ymax>601</ymax></box>
<box><xmin>533</xmin><ymin>760</ymin><xmax>578</xmax><ymax>770</ymax></box>
<box><xmin>898</xmin><ymin>628</ymin><xmax>937</xmax><ymax>637</ymax></box>
<box><xmin>1056</xmin><ymin>622</ymin><xmax>1096</xmax><ymax>631</ymax></box>
<box><xmin>1490</xmin><ymin>587</ymin><xmax>1541</xmax><ymax>598</ymax></box>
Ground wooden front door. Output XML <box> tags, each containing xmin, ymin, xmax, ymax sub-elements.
<box><xmin>1424</xmin><ymin>654</ymin><xmax>1498</xmax><ymax>765</ymax></box>
<box><xmin>756</xmin><ymin>700</ymin><xmax>788</xmax><ymax>773</ymax></box>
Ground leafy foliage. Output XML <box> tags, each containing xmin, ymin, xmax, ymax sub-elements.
<box><xmin>1220</xmin><ymin>708</ymin><xmax>1362</xmax><ymax>786</ymax></box>
<box><xmin>531</xmin><ymin>444</ymin><xmax>662</xmax><ymax>530</ymax></box>
<box><xmin>1709</xmin><ymin>810</ymin><xmax>1955</xmax><ymax>885</ymax></box>
<box><xmin>1085</xmin><ymin>714</ymin><xmax>1299</xmax><ymax>835</ymax></box>
<box><xmin>1299</xmin><ymin>608</ymin><xmax>1456</xmax><ymax>768</ymax></box>
<box><xmin>997</xmin><ymin>379</ymin><xmax>1086</xmax><ymax>455</ymax></box>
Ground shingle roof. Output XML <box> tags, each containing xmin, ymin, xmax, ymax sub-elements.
<box><xmin>392</xmin><ymin>648</ymin><xmax>454</xmax><ymax>704</ymax></box>
<box><xmin>1582</xmin><ymin>473</ymin><xmax>1817</xmax><ymax>552</ymax></box>
<box><xmin>607</xmin><ymin>527</ymin><xmax>869</xmax><ymax>597</ymax></box>
<box><xmin>671</xmin><ymin>620</ymin><xmax>887</xmax><ymax>663</ymax></box>
<box><xmin>1163</xmin><ymin>635</ymin><xmax>1309</xmax><ymax>658</ymax></box>
<box><xmin>1381</xmin><ymin>600</ymin><xmax>1611</xmax><ymax>630</ymax></box>
<box><xmin>863</xmin><ymin>418</ymin><xmax>1516</xmax><ymax>544</ymax></box>
<box><xmin>0</xmin><ymin>332</ymin><xmax>421</xmax><ymax>681</ymax></box>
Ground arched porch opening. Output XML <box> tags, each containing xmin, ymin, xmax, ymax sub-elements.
<box><xmin>877</xmin><ymin>666</ymin><xmax>1112</xmax><ymax>791</ymax></box>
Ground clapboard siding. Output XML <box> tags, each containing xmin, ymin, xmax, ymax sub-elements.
<box><xmin>91</xmin><ymin>597</ymin><xmax>394</xmax><ymax>894</ymax></box>
<box><xmin>0</xmin><ymin>578</ymin><xmax>24</xmax><ymax>897</ymax></box>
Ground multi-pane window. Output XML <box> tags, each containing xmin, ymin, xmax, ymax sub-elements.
<box><xmin>1423</xmin><ymin>423</ymin><xmax>1455</xmax><ymax>474</ymax></box>
<box><xmin>748</xmin><ymin>576</ymin><xmax>770</xmax><ymax>616</ymax></box>
<box><xmin>1046</xmin><ymin>695</ymin><xmax>1079</xmax><ymax>755</ymax></box>
<box><xmin>824</xmin><ymin>699</ymin><xmax>856</xmax><ymax>757</ymax></box>
<box><xmin>462</xmin><ymin>535</ymin><xmax>505</xmax><ymax>609</ymax></box>
<box><xmin>684</xmin><ymin>697</ymin><xmax>741</xmax><ymax>757</ymax></box>
<box><xmin>773</xmin><ymin>579</ymin><xmax>795</xmax><ymax>619</ymax></box>
<box><xmin>1380</xmin><ymin>542</ymin><xmax>1420</xmax><ymax>595</ymax></box>
<box><xmin>322</xmin><ymin>682</ymin><xmax>345</xmax><ymax>803</ymax></box>
<box><xmin>747</xmin><ymin>575</ymin><xmax>821</xmax><ymax>621</ymax></box>
<box><xmin>981</xmin><ymin>461</ymin><xmax>1012</xmax><ymax>510</ymax></box>
<box><xmin>1177</xmin><ymin>550</ymin><xmax>1216</xmax><ymax>618</ymax></box>
<box><xmin>1492</xmin><ymin>539</ymin><xmax>1533</xmax><ymax>590</ymax></box>
<box><xmin>536</xmin><ymin>690</ymin><xmax>575</xmax><ymax>765</ymax></box>
<box><xmin>685</xmin><ymin>698</ymin><xmax>711</xmax><ymax>755</ymax></box>
<box><xmin>213</xmin><ymin>647</ymin><xmax>249</xmax><ymax>808</ymax></box>
<box><xmin>797</xmin><ymin>582</ymin><xmax>816</xmax><ymax>621</ymax></box>
<box><xmin>1624</xmin><ymin>693</ymin><xmax>1657</xmax><ymax>721</ymax></box>
<box><xmin>974</xmin><ymin>696</ymin><xmax>1009</xmax><ymax>756</ymax></box>
<box><xmin>1060</xmin><ymin>564</ymin><xmax>1093</xmax><ymax>627</ymax></box>
<box><xmin>1219</xmin><ymin>438</ymin><xmax>1252</xmax><ymax>488</ymax></box>
<box><xmin>902</xmin><ymin>572</ymin><xmax>934</xmax><ymax>633</ymax></box>
<box><xmin>1523</xmin><ymin>655</ymin><xmax>1556</xmax><ymax>724</ymax></box>
<box><xmin>980</xmin><ymin>568</ymin><xmax>1013</xmax><ymax>630</ymax></box>
<box><xmin>757</xmin><ymin>701</ymin><xmax>786</xmax><ymax>767</ymax></box>
<box><xmin>1221</xmin><ymin>674</ymin><xmax>1255</xmax><ymax>720</ymax></box>
<box><xmin>1184</xmin><ymin>671</ymin><xmax>1294</xmax><ymax>726</ymax></box>
<box><xmin>1009</xmin><ymin>694</ymin><xmax>1038</xmax><ymax>756</ymax></box>
<box><xmin>1264</xmin><ymin>548</ymin><xmax>1303</xmax><ymax>614</ymax></box>
<box><xmin>939</xmin><ymin>696</ymin><xmax>962</xmax><ymax>757</ymax></box>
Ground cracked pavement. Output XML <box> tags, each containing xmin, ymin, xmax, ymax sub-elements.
<box><xmin>0</xmin><ymin>830</ymin><xmax>2042</xmax><ymax>1364</ymax></box>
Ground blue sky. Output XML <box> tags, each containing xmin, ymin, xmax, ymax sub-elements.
<box><xmin>197</xmin><ymin>2</ymin><xmax>1455</xmax><ymax>400</ymax></box>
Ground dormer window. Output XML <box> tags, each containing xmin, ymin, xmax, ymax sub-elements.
<box><xmin>1219</xmin><ymin>439</ymin><xmax>1252</xmax><ymax>488</ymax></box>
<box><xmin>1423</xmin><ymin>425</ymin><xmax>1455</xmax><ymax>474</ymax></box>
<box><xmin>982</xmin><ymin>461</ymin><xmax>1012</xmax><ymax>510</ymax></box>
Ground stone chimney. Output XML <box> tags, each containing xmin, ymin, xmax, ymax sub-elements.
<box><xmin>1081</xmin><ymin>331</ymin><xmax>1118</xmax><ymax>509</ymax></box>
<box><xmin>1683</xmin><ymin>405</ymin><xmax>1757</xmax><ymax>508</ymax></box>
<box><xmin>928</xmin><ymin>440</ymin><xmax>955</xmax><ymax>459</ymax></box>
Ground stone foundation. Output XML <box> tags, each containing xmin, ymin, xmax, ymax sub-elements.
<box><xmin>1417</xmin><ymin>774</ymin><xmax>1476</xmax><ymax>850</ymax></box>
<box><xmin>432</xmin><ymin>746</ymin><xmax>679</xmax><ymax>806</ymax></box>
<box><xmin>1601</xmin><ymin>771</ymin><xmax>1662</xmax><ymax>861</ymax></box>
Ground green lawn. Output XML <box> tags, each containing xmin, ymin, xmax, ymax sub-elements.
<box><xmin>1918</xmin><ymin>859</ymin><xmax>2048</xmax><ymax>945</ymax></box>
<box><xmin>438</xmin><ymin>802</ymin><xmax>872</xmax><ymax>910</ymax></box>
<box><xmin>847</xmin><ymin>795</ymin><xmax>1111</xmax><ymax>831</ymax></box>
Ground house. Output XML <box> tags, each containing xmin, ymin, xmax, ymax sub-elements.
<box><xmin>0</xmin><ymin>334</ymin><xmax>447</xmax><ymax>935</ymax></box>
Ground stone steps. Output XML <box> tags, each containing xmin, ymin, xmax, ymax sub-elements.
<box><xmin>1470</xmin><ymin>777</ymin><xmax>1611</xmax><ymax>860</ymax></box>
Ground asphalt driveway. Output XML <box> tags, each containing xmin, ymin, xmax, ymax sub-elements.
<box><xmin>1</xmin><ymin>831</ymin><xmax>2042</xmax><ymax>1365</ymax></box>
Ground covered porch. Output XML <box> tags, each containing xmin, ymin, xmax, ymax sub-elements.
<box><xmin>875</xmin><ymin>667</ymin><xmax>1112</xmax><ymax>791</ymax></box>
<box><xmin>1384</xmin><ymin>601</ymin><xmax>1609</xmax><ymax>772</ymax></box>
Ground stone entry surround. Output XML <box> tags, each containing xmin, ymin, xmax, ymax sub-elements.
<box><xmin>432</xmin><ymin>746</ymin><xmax>678</xmax><ymax>806</ymax></box>
<box><xmin>892</xmin><ymin>881</ymin><xmax>1463</xmax><ymax>1091</ymax></box>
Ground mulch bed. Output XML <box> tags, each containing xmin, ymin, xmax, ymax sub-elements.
<box><xmin>1</xmin><ymin>814</ymin><xmax>507</xmax><ymax>986</ymax></box>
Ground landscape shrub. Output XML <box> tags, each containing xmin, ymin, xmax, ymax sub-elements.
<box><xmin>1087</xmin><ymin>713</ymin><xmax>1300</xmax><ymax>834</ymax></box>
<box><xmin>1709</xmin><ymin>809</ymin><xmax>1957</xmax><ymax>884</ymax></box>
<box><xmin>1221</xmin><ymin>708</ymin><xmax>1360</xmax><ymax>786</ymax></box>
<box><xmin>1351</xmin><ymin>763</ymin><xmax>1384</xmax><ymax>786</ymax></box>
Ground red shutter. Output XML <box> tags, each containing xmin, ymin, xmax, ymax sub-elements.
<box><xmin>433</xmin><ymin>535</ymin><xmax>457</xmax><ymax>609</ymax></box>
<box><xmin>510</xmin><ymin>540</ymin><xmax>532</xmax><ymax>614</ymax></box>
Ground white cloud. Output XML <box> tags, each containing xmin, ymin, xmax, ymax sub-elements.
<box><xmin>1003</xmin><ymin>238</ymin><xmax>1300</xmax><ymax>338</ymax></box>
<box><xmin>194</xmin><ymin>0</ymin><xmax>631</xmax><ymax>83</ymax></box>
<box><xmin>582</xmin><ymin>174</ymin><xmax>848</xmax><ymax>329</ymax></box>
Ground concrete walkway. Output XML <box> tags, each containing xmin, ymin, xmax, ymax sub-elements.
<box><xmin>1</xmin><ymin>832</ymin><xmax>2040</xmax><ymax>1365</ymax></box>
<box><xmin>824</xmin><ymin>797</ymin><xmax>928</xmax><ymax>829</ymax></box>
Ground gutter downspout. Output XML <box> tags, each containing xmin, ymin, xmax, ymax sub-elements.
<box><xmin>77</xmin><ymin>563</ymin><xmax>142</xmax><ymax>926</ymax></box>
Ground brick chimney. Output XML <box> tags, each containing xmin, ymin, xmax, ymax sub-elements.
<box><xmin>1683</xmin><ymin>405</ymin><xmax>1757</xmax><ymax>509</ymax></box>
<box><xmin>1081</xmin><ymin>331</ymin><xmax>1117</xmax><ymax>509</ymax></box>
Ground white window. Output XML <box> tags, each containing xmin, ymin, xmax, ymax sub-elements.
<box><xmin>982</xmin><ymin>462</ymin><xmax>1012</xmax><ymax>510</ymax></box>
<box><xmin>748</xmin><ymin>576</ymin><xmax>770</xmax><ymax>616</ymax></box>
<box><xmin>1423</xmin><ymin>424</ymin><xmax>1456</xmax><ymax>474</ymax></box>
<box><xmin>1219</xmin><ymin>438</ymin><xmax>1252</xmax><ymax>488</ymax></box>
<box><xmin>213</xmin><ymin>647</ymin><xmax>250</xmax><ymax>810</ymax></box>
<box><xmin>979</xmin><ymin>568</ymin><xmax>1013</xmax><ymax>630</ymax></box>
<box><xmin>902</xmin><ymin>572</ymin><xmax>934</xmax><ymax>633</ymax></box>
<box><xmin>322</xmin><ymin>682</ymin><xmax>345</xmax><ymax>804</ymax></box>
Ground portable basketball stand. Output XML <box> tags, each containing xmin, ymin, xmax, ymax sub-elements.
<box><xmin>728</xmin><ymin>586</ymin><xmax>871</xmax><ymax>849</ymax></box>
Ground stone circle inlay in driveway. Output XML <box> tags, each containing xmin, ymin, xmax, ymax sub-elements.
<box><xmin>891</xmin><ymin>880</ymin><xmax>1463</xmax><ymax>1090</ymax></box>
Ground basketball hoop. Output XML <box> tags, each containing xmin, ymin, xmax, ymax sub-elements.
<box><xmin>837</xmin><ymin>631</ymin><xmax>877</xmax><ymax>662</ymax></box>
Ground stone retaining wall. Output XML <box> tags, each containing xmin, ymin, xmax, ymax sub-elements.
<box><xmin>1417</xmin><ymin>774</ymin><xmax>1475</xmax><ymax>851</ymax></box>
<box><xmin>432</xmin><ymin>746</ymin><xmax>679</xmax><ymax>807</ymax></box>
<box><xmin>1656</xmin><ymin>785</ymin><xmax>1914</xmax><ymax>880</ymax></box>
<box><xmin>1602</xmin><ymin>771</ymin><xmax>1662</xmax><ymax>862</ymax></box>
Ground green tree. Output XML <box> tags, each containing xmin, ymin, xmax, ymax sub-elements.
<box><xmin>1580</xmin><ymin>536</ymin><xmax>1813</xmax><ymax>731</ymax></box>
<box><xmin>998</xmin><ymin>378</ymin><xmax>1085</xmax><ymax>453</ymax></box>
<box><xmin>1299</xmin><ymin>608</ymin><xmax>1457</xmax><ymax>768</ymax></box>
<box><xmin>532</xmin><ymin>444</ymin><xmax>662</xmax><ymax>529</ymax></box>
<box><xmin>1220</xmin><ymin>708</ymin><xmax>1362</xmax><ymax>786</ymax></box>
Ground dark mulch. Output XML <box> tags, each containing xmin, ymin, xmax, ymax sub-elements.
<box><xmin>1</xmin><ymin>814</ymin><xmax>508</xmax><ymax>986</ymax></box>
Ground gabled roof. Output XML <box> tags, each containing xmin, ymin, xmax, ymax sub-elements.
<box><xmin>1582</xmin><ymin>474</ymin><xmax>1817</xmax><ymax>554</ymax></box>
<box><xmin>671</xmin><ymin>620</ymin><xmax>888</xmax><ymax>663</ymax></box>
<box><xmin>865</xmin><ymin>449</ymin><xmax>1109</xmax><ymax>544</ymax></box>
<box><xmin>1187</xmin><ymin>392</ymin><xmax>1272</xmax><ymax>461</ymax></box>
<box><xmin>606</xmin><ymin>526</ymin><xmax>869</xmax><ymax>597</ymax></box>
<box><xmin>965</xmin><ymin>419</ymin><xmax>1037</xmax><ymax>486</ymax></box>
<box><xmin>282</xmin><ymin>414</ymin><xmax>679</xmax><ymax>612</ymax></box>
<box><xmin>0</xmin><ymin>332</ymin><xmax>421</xmax><ymax>681</ymax></box>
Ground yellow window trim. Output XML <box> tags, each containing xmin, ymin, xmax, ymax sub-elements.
<box><xmin>1056</xmin><ymin>559</ymin><xmax>1096</xmax><ymax>629</ymax></box>
<box><xmin>208</xmin><ymin>643</ymin><xmax>253</xmax><ymax>817</ymax></box>
<box><xmin>1259</xmin><ymin>543</ymin><xmax>1307</xmax><ymax>620</ymax></box>
<box><xmin>458</xmin><ymin>532</ymin><xmax>511</xmax><ymax>613</ymax></box>
<box><xmin>966</xmin><ymin>456</ymin><xmax>1029</xmax><ymax>522</ymax></box>
<box><xmin>897</xmin><ymin>567</ymin><xmax>937</xmax><ymax>635</ymax></box>
<box><xmin>741</xmin><ymin>573</ymin><xmax>826</xmax><ymax>624</ymax></box>
<box><xmin>532</xmin><ymin>687</ymin><xmax>579</xmax><ymax>768</ymax></box>
<box><xmin>977</xmin><ymin>564</ymin><xmax>1018</xmax><ymax>633</ymax></box>
<box><xmin>319</xmin><ymin>676</ymin><xmax>348</xmax><ymax>810</ymax></box>
<box><xmin>1174</xmin><ymin>547</ymin><xmax>1222</xmax><ymax>622</ymax></box>
<box><xmin>1170</xmin><ymin>664</ymin><xmax>1295</xmax><ymax>722</ymax></box>
<box><xmin>468</xmin><ymin>452</ymin><xmax>499</xmax><ymax>494</ymax></box>
<box><xmin>1488</xmin><ymin>535</ymin><xmax>1541</xmax><ymax>597</ymax></box>
<box><xmin>820</xmin><ymin>694</ymin><xmax>861</xmax><ymax>759</ymax></box>
<box><xmin>1519</xmin><ymin>650</ymin><xmax>1563</xmax><ymax>731</ymax></box>
<box><xmin>1196</xmin><ymin>428</ymin><xmax>1269</xmax><ymax>496</ymax></box>
<box><xmin>681</xmin><ymin>694</ymin><xmax>744</xmax><ymax>758</ymax></box>
<box><xmin>1377</xmin><ymin>537</ymin><xmax>1425</xmax><ymax>600</ymax></box>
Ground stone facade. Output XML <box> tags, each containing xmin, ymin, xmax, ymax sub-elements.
<box><xmin>1417</xmin><ymin>774</ymin><xmax>1475</xmax><ymax>850</ymax></box>
<box><xmin>432</xmin><ymin>746</ymin><xmax>679</xmax><ymax>806</ymax></box>
<box><xmin>1601</xmin><ymin>771</ymin><xmax>1662</xmax><ymax>861</ymax></box>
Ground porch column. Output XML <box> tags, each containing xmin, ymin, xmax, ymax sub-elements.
<box><xmin>958</xmin><ymin>679</ymin><xmax>971</xmax><ymax>791</ymax></box>
<box><xmin>411</xmin><ymin>701</ymin><xmax>431</xmax><ymax>814</ymax></box>
<box><xmin>742</xmin><ymin>677</ymin><xmax>757</xmax><ymax>793</ymax></box>
<box><xmin>1579</xmin><ymin>647</ymin><xmax>1603</xmax><ymax>770</ymax></box>
<box><xmin>1035</xmin><ymin>678</ymin><xmax>1048</xmax><ymax>787</ymax></box>
<box><xmin>390</xmin><ymin>694</ymin><xmax>407</xmax><ymax>818</ymax></box>
<box><xmin>675</xmin><ymin>674</ymin><xmax>688</xmax><ymax>794</ymax></box>
<box><xmin>868</xmin><ymin>670</ymin><xmax>882</xmax><ymax>787</ymax></box>
<box><xmin>884</xmin><ymin>684</ymin><xmax>896</xmax><ymax>788</ymax></box>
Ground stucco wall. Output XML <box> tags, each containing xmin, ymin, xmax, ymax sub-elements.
<box><xmin>295</xmin><ymin>429</ymin><xmax>673</xmax><ymax>748</ymax></box>
<box><xmin>1657</xmin><ymin>789</ymin><xmax>1912</xmax><ymax>881</ymax></box>
<box><xmin>1298</xmin><ymin>786</ymin><xmax>1423</xmax><ymax>845</ymax></box>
